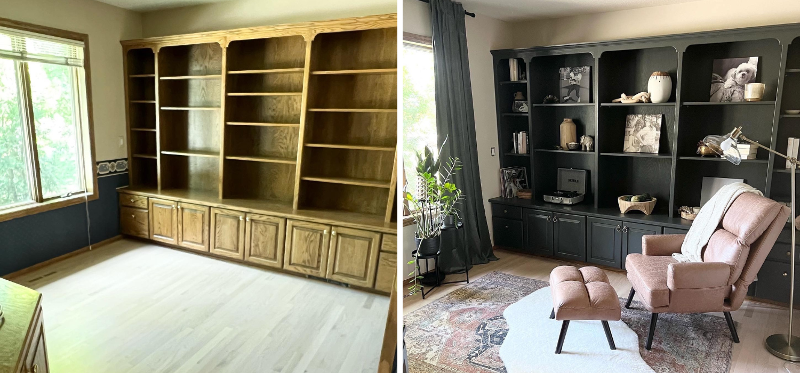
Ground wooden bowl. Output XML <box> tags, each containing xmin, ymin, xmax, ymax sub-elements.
<box><xmin>618</xmin><ymin>196</ymin><xmax>657</xmax><ymax>215</ymax></box>
<box><xmin>517</xmin><ymin>189</ymin><xmax>532</xmax><ymax>199</ymax></box>
<box><xmin>680</xmin><ymin>211</ymin><xmax>698</xmax><ymax>221</ymax></box>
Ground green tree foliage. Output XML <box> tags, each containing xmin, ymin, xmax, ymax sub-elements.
<box><xmin>0</xmin><ymin>59</ymin><xmax>31</xmax><ymax>207</ymax></box>
<box><xmin>402</xmin><ymin>45</ymin><xmax>437</xmax><ymax>194</ymax></box>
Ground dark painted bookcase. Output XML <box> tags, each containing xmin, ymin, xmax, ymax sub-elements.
<box><xmin>490</xmin><ymin>23</ymin><xmax>800</xmax><ymax>305</ymax></box>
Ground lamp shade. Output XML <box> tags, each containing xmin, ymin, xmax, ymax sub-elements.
<box><xmin>703</xmin><ymin>134</ymin><xmax>742</xmax><ymax>165</ymax></box>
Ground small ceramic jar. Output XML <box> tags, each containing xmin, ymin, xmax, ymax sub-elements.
<box><xmin>648</xmin><ymin>71</ymin><xmax>672</xmax><ymax>103</ymax></box>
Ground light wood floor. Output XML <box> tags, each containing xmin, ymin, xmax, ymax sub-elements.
<box><xmin>9</xmin><ymin>239</ymin><xmax>389</xmax><ymax>373</ymax></box>
<box><xmin>404</xmin><ymin>248</ymin><xmax>800</xmax><ymax>373</ymax></box>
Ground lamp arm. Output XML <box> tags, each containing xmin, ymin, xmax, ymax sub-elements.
<box><xmin>739</xmin><ymin>135</ymin><xmax>799</xmax><ymax>165</ymax></box>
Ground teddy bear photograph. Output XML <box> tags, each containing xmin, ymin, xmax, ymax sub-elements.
<box><xmin>710</xmin><ymin>56</ymin><xmax>759</xmax><ymax>102</ymax></box>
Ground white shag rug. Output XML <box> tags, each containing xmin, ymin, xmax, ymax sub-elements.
<box><xmin>500</xmin><ymin>286</ymin><xmax>655</xmax><ymax>373</ymax></box>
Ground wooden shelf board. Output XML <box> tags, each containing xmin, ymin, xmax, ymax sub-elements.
<box><xmin>530</xmin><ymin>103</ymin><xmax>594</xmax><ymax>107</ymax></box>
<box><xmin>312</xmin><ymin>68</ymin><xmax>397</xmax><ymax>75</ymax></box>
<box><xmin>161</xmin><ymin>107</ymin><xmax>220</xmax><ymax>111</ymax></box>
<box><xmin>160</xmin><ymin>75</ymin><xmax>222</xmax><ymax>80</ymax></box>
<box><xmin>227</xmin><ymin>68</ymin><xmax>305</xmax><ymax>74</ymax></box>
<box><xmin>600</xmin><ymin>102</ymin><xmax>676</xmax><ymax>107</ymax></box>
<box><xmin>227</xmin><ymin>92</ymin><xmax>303</xmax><ymax>96</ymax></box>
<box><xmin>781</xmin><ymin>114</ymin><xmax>800</xmax><ymax>118</ymax></box>
<box><xmin>161</xmin><ymin>150</ymin><xmax>219</xmax><ymax>158</ymax></box>
<box><xmin>308</xmin><ymin>108</ymin><xmax>396</xmax><ymax>113</ymax></box>
<box><xmin>678</xmin><ymin>156</ymin><xmax>768</xmax><ymax>163</ymax></box>
<box><xmin>130</xmin><ymin>100</ymin><xmax>156</xmax><ymax>104</ymax></box>
<box><xmin>304</xmin><ymin>143</ymin><xmax>395</xmax><ymax>151</ymax></box>
<box><xmin>128</xmin><ymin>74</ymin><xmax>155</xmax><ymax>78</ymax></box>
<box><xmin>499</xmin><ymin>80</ymin><xmax>527</xmax><ymax>85</ymax></box>
<box><xmin>504</xmin><ymin>153</ymin><xmax>530</xmax><ymax>157</ymax></box>
<box><xmin>225</xmin><ymin>155</ymin><xmax>297</xmax><ymax>164</ymax></box>
<box><xmin>502</xmin><ymin>112</ymin><xmax>528</xmax><ymax>116</ymax></box>
<box><xmin>301</xmin><ymin>176</ymin><xmax>391</xmax><ymax>188</ymax></box>
<box><xmin>130</xmin><ymin>128</ymin><xmax>157</xmax><ymax>132</ymax></box>
<box><xmin>534</xmin><ymin>149</ymin><xmax>594</xmax><ymax>155</ymax></box>
<box><xmin>600</xmin><ymin>152</ymin><xmax>672</xmax><ymax>159</ymax></box>
<box><xmin>226</xmin><ymin>121</ymin><xmax>300</xmax><ymax>127</ymax></box>
<box><xmin>774</xmin><ymin>168</ymin><xmax>796</xmax><ymax>173</ymax></box>
<box><xmin>682</xmin><ymin>101</ymin><xmax>775</xmax><ymax>106</ymax></box>
<box><xmin>132</xmin><ymin>153</ymin><xmax>157</xmax><ymax>159</ymax></box>
<box><xmin>786</xmin><ymin>69</ymin><xmax>800</xmax><ymax>73</ymax></box>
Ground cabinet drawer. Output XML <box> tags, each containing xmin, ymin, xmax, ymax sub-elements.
<box><xmin>663</xmin><ymin>227</ymin><xmax>689</xmax><ymax>235</ymax></box>
<box><xmin>120</xmin><ymin>207</ymin><xmax>149</xmax><ymax>238</ymax></box>
<box><xmin>119</xmin><ymin>193</ymin><xmax>147</xmax><ymax>209</ymax></box>
<box><xmin>491</xmin><ymin>204</ymin><xmax>522</xmax><ymax>220</ymax></box>
<box><xmin>374</xmin><ymin>251</ymin><xmax>396</xmax><ymax>294</ymax></box>
<box><xmin>493</xmin><ymin>217</ymin><xmax>523</xmax><ymax>249</ymax></box>
<box><xmin>768</xmin><ymin>241</ymin><xmax>798</xmax><ymax>264</ymax></box>
<box><xmin>381</xmin><ymin>234</ymin><xmax>397</xmax><ymax>253</ymax></box>
<box><xmin>755</xmin><ymin>260</ymin><xmax>799</xmax><ymax>305</ymax></box>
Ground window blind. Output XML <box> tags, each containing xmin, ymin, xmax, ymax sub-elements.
<box><xmin>0</xmin><ymin>26</ymin><xmax>84</xmax><ymax>67</ymax></box>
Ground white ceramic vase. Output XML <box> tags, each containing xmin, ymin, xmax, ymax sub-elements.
<box><xmin>648</xmin><ymin>72</ymin><xmax>672</xmax><ymax>103</ymax></box>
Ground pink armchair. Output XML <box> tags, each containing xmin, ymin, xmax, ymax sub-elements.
<box><xmin>624</xmin><ymin>193</ymin><xmax>790</xmax><ymax>350</ymax></box>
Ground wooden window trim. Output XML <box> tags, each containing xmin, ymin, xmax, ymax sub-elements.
<box><xmin>403</xmin><ymin>32</ymin><xmax>432</xmax><ymax>47</ymax></box>
<box><xmin>0</xmin><ymin>17</ymin><xmax>98</xmax><ymax>223</ymax></box>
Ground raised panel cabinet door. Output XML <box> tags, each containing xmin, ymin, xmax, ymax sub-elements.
<box><xmin>587</xmin><ymin>217</ymin><xmax>622</xmax><ymax>268</ymax></box>
<box><xmin>374</xmin><ymin>251</ymin><xmax>396</xmax><ymax>293</ymax></box>
<box><xmin>524</xmin><ymin>210</ymin><xmax>553</xmax><ymax>256</ymax></box>
<box><xmin>622</xmin><ymin>222</ymin><xmax>662</xmax><ymax>270</ymax></box>
<box><xmin>553</xmin><ymin>212</ymin><xmax>586</xmax><ymax>261</ymax></box>
<box><xmin>177</xmin><ymin>202</ymin><xmax>210</xmax><ymax>252</ymax></box>
<box><xmin>326</xmin><ymin>226</ymin><xmax>381</xmax><ymax>287</ymax></box>
<box><xmin>149</xmin><ymin>198</ymin><xmax>177</xmax><ymax>244</ymax></box>
<box><xmin>210</xmin><ymin>208</ymin><xmax>246</xmax><ymax>260</ymax></box>
<box><xmin>492</xmin><ymin>217</ymin><xmax>524</xmax><ymax>250</ymax></box>
<box><xmin>244</xmin><ymin>214</ymin><xmax>286</xmax><ymax>269</ymax></box>
<box><xmin>284</xmin><ymin>220</ymin><xmax>331</xmax><ymax>277</ymax></box>
<box><xmin>120</xmin><ymin>207</ymin><xmax>148</xmax><ymax>238</ymax></box>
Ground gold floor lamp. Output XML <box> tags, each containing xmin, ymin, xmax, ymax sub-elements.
<box><xmin>704</xmin><ymin>126</ymin><xmax>800</xmax><ymax>361</ymax></box>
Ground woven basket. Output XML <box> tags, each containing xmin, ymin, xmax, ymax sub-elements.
<box><xmin>618</xmin><ymin>196</ymin><xmax>657</xmax><ymax>215</ymax></box>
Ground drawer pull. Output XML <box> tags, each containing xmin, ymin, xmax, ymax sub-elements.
<box><xmin>332</xmin><ymin>230</ymin><xmax>337</xmax><ymax>236</ymax></box>
<box><xmin>505</xmin><ymin>225</ymin><xmax>509</xmax><ymax>229</ymax></box>
<box><xmin>324</xmin><ymin>229</ymin><xmax>328</xmax><ymax>235</ymax></box>
<box><xmin>130</xmin><ymin>199</ymin><xmax>134</xmax><ymax>202</ymax></box>
<box><xmin>552</xmin><ymin>217</ymin><xmax>558</xmax><ymax>223</ymax></box>
<box><xmin>131</xmin><ymin>214</ymin><xmax>135</xmax><ymax>218</ymax></box>
<box><xmin>246</xmin><ymin>217</ymin><xmax>251</xmax><ymax>222</ymax></box>
<box><xmin>504</xmin><ymin>209</ymin><xmax>508</xmax><ymax>213</ymax></box>
<box><xmin>622</xmin><ymin>226</ymin><xmax>629</xmax><ymax>233</ymax></box>
<box><xmin>788</xmin><ymin>251</ymin><xmax>792</xmax><ymax>256</ymax></box>
<box><xmin>239</xmin><ymin>216</ymin><xmax>244</xmax><ymax>221</ymax></box>
<box><xmin>615</xmin><ymin>225</ymin><xmax>621</xmax><ymax>232</ymax></box>
<box><xmin>784</xmin><ymin>272</ymin><xmax>789</xmax><ymax>277</ymax></box>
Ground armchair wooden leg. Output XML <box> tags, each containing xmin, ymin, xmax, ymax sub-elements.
<box><xmin>646</xmin><ymin>313</ymin><xmax>658</xmax><ymax>350</ymax></box>
<box><xmin>601</xmin><ymin>321</ymin><xmax>616</xmax><ymax>350</ymax></box>
<box><xmin>550</xmin><ymin>308</ymin><xmax>555</xmax><ymax>319</ymax></box>
<box><xmin>724</xmin><ymin>311</ymin><xmax>740</xmax><ymax>343</ymax></box>
<box><xmin>555</xmin><ymin>320</ymin><xmax>570</xmax><ymax>354</ymax></box>
<box><xmin>625</xmin><ymin>288</ymin><xmax>635</xmax><ymax>309</ymax></box>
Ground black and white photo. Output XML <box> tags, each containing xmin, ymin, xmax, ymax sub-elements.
<box><xmin>559</xmin><ymin>66</ymin><xmax>590</xmax><ymax>103</ymax></box>
<box><xmin>623</xmin><ymin>114</ymin><xmax>662</xmax><ymax>154</ymax></box>
<box><xmin>710</xmin><ymin>57</ymin><xmax>759</xmax><ymax>102</ymax></box>
<box><xmin>500</xmin><ymin>167</ymin><xmax>528</xmax><ymax>198</ymax></box>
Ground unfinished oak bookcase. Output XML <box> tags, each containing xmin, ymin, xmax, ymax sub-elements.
<box><xmin>119</xmin><ymin>14</ymin><xmax>397</xmax><ymax>294</ymax></box>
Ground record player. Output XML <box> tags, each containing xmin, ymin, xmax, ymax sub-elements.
<box><xmin>543</xmin><ymin>168</ymin><xmax>586</xmax><ymax>205</ymax></box>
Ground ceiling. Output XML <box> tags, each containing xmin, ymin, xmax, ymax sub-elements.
<box><xmin>459</xmin><ymin>0</ymin><xmax>704</xmax><ymax>22</ymax></box>
<box><xmin>93</xmin><ymin>0</ymin><xmax>233</xmax><ymax>12</ymax></box>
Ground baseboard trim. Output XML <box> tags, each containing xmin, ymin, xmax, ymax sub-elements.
<box><xmin>2</xmin><ymin>235</ymin><xmax>122</xmax><ymax>280</ymax></box>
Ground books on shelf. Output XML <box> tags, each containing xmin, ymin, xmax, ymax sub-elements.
<box><xmin>509</xmin><ymin>59</ymin><xmax>519</xmax><ymax>81</ymax></box>
<box><xmin>787</xmin><ymin>138</ymin><xmax>799</xmax><ymax>168</ymax></box>
<box><xmin>512</xmin><ymin>131</ymin><xmax>528</xmax><ymax>154</ymax></box>
<box><xmin>736</xmin><ymin>142</ymin><xmax>758</xmax><ymax>160</ymax></box>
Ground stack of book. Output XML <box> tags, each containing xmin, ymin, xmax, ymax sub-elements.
<box><xmin>512</xmin><ymin>131</ymin><xmax>528</xmax><ymax>154</ymax></box>
<box><xmin>787</xmin><ymin>138</ymin><xmax>800</xmax><ymax>168</ymax></box>
<box><xmin>736</xmin><ymin>142</ymin><xmax>758</xmax><ymax>160</ymax></box>
<box><xmin>509</xmin><ymin>59</ymin><xmax>520</xmax><ymax>81</ymax></box>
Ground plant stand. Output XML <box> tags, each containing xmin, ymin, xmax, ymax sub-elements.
<box><xmin>414</xmin><ymin>221</ymin><xmax>469</xmax><ymax>299</ymax></box>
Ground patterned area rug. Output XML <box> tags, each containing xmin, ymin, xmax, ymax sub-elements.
<box><xmin>404</xmin><ymin>271</ymin><xmax>733</xmax><ymax>373</ymax></box>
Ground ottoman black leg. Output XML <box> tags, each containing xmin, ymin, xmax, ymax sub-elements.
<box><xmin>550</xmin><ymin>308</ymin><xmax>555</xmax><ymax>319</ymax></box>
<box><xmin>601</xmin><ymin>321</ymin><xmax>616</xmax><ymax>350</ymax></box>
<box><xmin>625</xmin><ymin>288</ymin><xmax>635</xmax><ymax>309</ymax></box>
<box><xmin>555</xmin><ymin>320</ymin><xmax>570</xmax><ymax>354</ymax></box>
<box><xmin>646</xmin><ymin>313</ymin><xmax>658</xmax><ymax>350</ymax></box>
<box><xmin>724</xmin><ymin>311</ymin><xmax>740</xmax><ymax>343</ymax></box>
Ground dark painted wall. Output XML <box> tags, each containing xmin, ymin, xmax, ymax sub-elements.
<box><xmin>0</xmin><ymin>173</ymin><xmax>128</xmax><ymax>276</ymax></box>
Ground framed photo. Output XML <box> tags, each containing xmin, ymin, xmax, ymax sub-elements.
<box><xmin>623</xmin><ymin>114</ymin><xmax>663</xmax><ymax>154</ymax></box>
<box><xmin>559</xmin><ymin>66</ymin><xmax>590</xmax><ymax>103</ymax></box>
<box><xmin>710</xmin><ymin>57</ymin><xmax>759</xmax><ymax>102</ymax></box>
<box><xmin>500</xmin><ymin>167</ymin><xmax>528</xmax><ymax>198</ymax></box>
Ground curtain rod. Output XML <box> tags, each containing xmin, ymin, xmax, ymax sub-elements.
<box><xmin>418</xmin><ymin>0</ymin><xmax>476</xmax><ymax>17</ymax></box>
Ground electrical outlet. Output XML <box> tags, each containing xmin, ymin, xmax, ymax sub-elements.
<box><xmin>118</xmin><ymin>136</ymin><xmax>124</xmax><ymax>147</ymax></box>
<box><xmin>491</xmin><ymin>147</ymin><xmax>496</xmax><ymax>156</ymax></box>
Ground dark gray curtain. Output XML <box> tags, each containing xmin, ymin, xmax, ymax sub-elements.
<box><xmin>430</xmin><ymin>0</ymin><xmax>496</xmax><ymax>273</ymax></box>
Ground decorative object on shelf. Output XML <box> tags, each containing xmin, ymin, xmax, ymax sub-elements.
<box><xmin>786</xmin><ymin>110</ymin><xmax>800</xmax><ymax>115</ymax></box>
<box><xmin>710</xmin><ymin>57</ymin><xmax>759</xmax><ymax>102</ymax></box>
<box><xmin>700</xmin><ymin>177</ymin><xmax>744</xmax><ymax>206</ymax></box>
<box><xmin>679</xmin><ymin>206</ymin><xmax>700</xmax><ymax>220</ymax></box>
<box><xmin>567</xmin><ymin>142</ymin><xmax>580</xmax><ymax>151</ymax></box>
<box><xmin>745</xmin><ymin>82</ymin><xmax>766</xmax><ymax>101</ymax></box>
<box><xmin>559</xmin><ymin>118</ymin><xmax>577</xmax><ymax>149</ymax></box>
<box><xmin>512</xmin><ymin>131</ymin><xmax>528</xmax><ymax>154</ymax></box>
<box><xmin>702</xmin><ymin>126</ymin><xmax>800</xmax><ymax>361</ymax></box>
<box><xmin>500</xmin><ymin>167</ymin><xmax>529</xmax><ymax>198</ymax></box>
<box><xmin>517</xmin><ymin>189</ymin><xmax>532</xmax><ymax>199</ymax></box>
<box><xmin>580</xmin><ymin>135</ymin><xmax>594</xmax><ymax>152</ymax></box>
<box><xmin>559</xmin><ymin>66</ymin><xmax>590</xmax><ymax>103</ymax></box>
<box><xmin>618</xmin><ymin>194</ymin><xmax>656</xmax><ymax>215</ymax></box>
<box><xmin>611</xmin><ymin>92</ymin><xmax>651</xmax><ymax>103</ymax></box>
<box><xmin>737</xmin><ymin>141</ymin><xmax>758</xmax><ymax>160</ymax></box>
<box><xmin>543</xmin><ymin>95</ymin><xmax>559</xmax><ymax>104</ymax></box>
<box><xmin>697</xmin><ymin>141</ymin><xmax>717</xmax><ymax>156</ymax></box>
<box><xmin>647</xmin><ymin>71</ymin><xmax>672</xmax><ymax>103</ymax></box>
<box><xmin>623</xmin><ymin>114</ymin><xmax>662</xmax><ymax>154</ymax></box>
<box><xmin>512</xmin><ymin>91</ymin><xmax>528</xmax><ymax>113</ymax></box>
<box><xmin>509</xmin><ymin>59</ymin><xmax>526</xmax><ymax>81</ymax></box>
<box><xmin>543</xmin><ymin>168</ymin><xmax>586</xmax><ymax>205</ymax></box>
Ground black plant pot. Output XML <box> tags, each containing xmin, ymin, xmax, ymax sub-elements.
<box><xmin>415</xmin><ymin>235</ymin><xmax>441</xmax><ymax>256</ymax></box>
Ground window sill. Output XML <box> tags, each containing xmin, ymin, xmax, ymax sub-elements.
<box><xmin>0</xmin><ymin>192</ymin><xmax>98</xmax><ymax>224</ymax></box>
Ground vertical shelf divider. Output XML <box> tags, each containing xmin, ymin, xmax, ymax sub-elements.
<box><xmin>292</xmin><ymin>34</ymin><xmax>315</xmax><ymax>210</ymax></box>
<box><xmin>218</xmin><ymin>40</ymin><xmax>229</xmax><ymax>199</ymax></box>
<box><xmin>154</xmin><ymin>46</ymin><xmax>162</xmax><ymax>191</ymax></box>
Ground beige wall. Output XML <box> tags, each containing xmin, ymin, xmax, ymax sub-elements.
<box><xmin>402</xmin><ymin>0</ymin><xmax>513</xmax><ymax>277</ymax></box>
<box><xmin>140</xmin><ymin>0</ymin><xmax>396</xmax><ymax>37</ymax></box>
<box><xmin>512</xmin><ymin>0</ymin><xmax>800</xmax><ymax>47</ymax></box>
<box><xmin>3</xmin><ymin>0</ymin><xmax>142</xmax><ymax>162</ymax></box>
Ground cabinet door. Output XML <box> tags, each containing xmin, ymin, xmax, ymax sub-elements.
<box><xmin>244</xmin><ymin>214</ymin><xmax>286</xmax><ymax>269</ymax></box>
<box><xmin>755</xmin><ymin>260</ymin><xmax>800</xmax><ymax>305</ymax></box>
<box><xmin>177</xmin><ymin>202</ymin><xmax>209</xmax><ymax>252</ymax></box>
<box><xmin>121</xmin><ymin>207</ymin><xmax>148</xmax><ymax>238</ymax></box>
<box><xmin>374</xmin><ymin>251</ymin><xmax>396</xmax><ymax>294</ymax></box>
<box><xmin>327</xmin><ymin>227</ymin><xmax>381</xmax><ymax>287</ymax></box>
<box><xmin>210</xmin><ymin>208</ymin><xmax>246</xmax><ymax>260</ymax></box>
<box><xmin>553</xmin><ymin>212</ymin><xmax>586</xmax><ymax>261</ymax></box>
<box><xmin>149</xmin><ymin>198</ymin><xmax>177</xmax><ymax>244</ymax></box>
<box><xmin>622</xmin><ymin>222</ymin><xmax>662</xmax><ymax>269</ymax></box>
<box><xmin>492</xmin><ymin>217</ymin><xmax>523</xmax><ymax>250</ymax></box>
<box><xmin>524</xmin><ymin>210</ymin><xmax>553</xmax><ymax>256</ymax></box>
<box><xmin>284</xmin><ymin>220</ymin><xmax>331</xmax><ymax>277</ymax></box>
<box><xmin>587</xmin><ymin>217</ymin><xmax>622</xmax><ymax>268</ymax></box>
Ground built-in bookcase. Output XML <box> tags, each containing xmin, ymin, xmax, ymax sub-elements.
<box><xmin>122</xmin><ymin>15</ymin><xmax>397</xmax><ymax>226</ymax></box>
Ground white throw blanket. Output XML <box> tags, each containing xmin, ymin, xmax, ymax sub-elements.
<box><xmin>674</xmin><ymin>182</ymin><xmax>762</xmax><ymax>263</ymax></box>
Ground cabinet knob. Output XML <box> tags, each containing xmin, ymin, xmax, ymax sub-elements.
<box><xmin>130</xmin><ymin>199</ymin><xmax>134</xmax><ymax>202</ymax></box>
<box><xmin>784</xmin><ymin>272</ymin><xmax>789</xmax><ymax>277</ymax></box>
<box><xmin>324</xmin><ymin>229</ymin><xmax>328</xmax><ymax>235</ymax></box>
<box><xmin>246</xmin><ymin>217</ymin><xmax>251</xmax><ymax>222</ymax></box>
<box><xmin>788</xmin><ymin>251</ymin><xmax>792</xmax><ymax>257</ymax></box>
<box><xmin>615</xmin><ymin>225</ymin><xmax>621</xmax><ymax>232</ymax></box>
<box><xmin>239</xmin><ymin>216</ymin><xmax>244</xmax><ymax>220</ymax></box>
<box><xmin>332</xmin><ymin>230</ymin><xmax>337</xmax><ymax>236</ymax></box>
<box><xmin>622</xmin><ymin>226</ymin><xmax>629</xmax><ymax>233</ymax></box>
<box><xmin>504</xmin><ymin>209</ymin><xmax>508</xmax><ymax>213</ymax></box>
<box><xmin>552</xmin><ymin>216</ymin><xmax>558</xmax><ymax>223</ymax></box>
<box><xmin>177</xmin><ymin>205</ymin><xmax>181</xmax><ymax>210</ymax></box>
<box><xmin>131</xmin><ymin>214</ymin><xmax>135</xmax><ymax>218</ymax></box>
<box><xmin>505</xmin><ymin>225</ymin><xmax>509</xmax><ymax>229</ymax></box>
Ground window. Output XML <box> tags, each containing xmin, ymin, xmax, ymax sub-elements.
<box><xmin>0</xmin><ymin>21</ymin><xmax>95</xmax><ymax>219</ymax></box>
<box><xmin>403</xmin><ymin>33</ymin><xmax>437</xmax><ymax>215</ymax></box>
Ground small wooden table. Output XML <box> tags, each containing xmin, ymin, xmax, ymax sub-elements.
<box><xmin>0</xmin><ymin>278</ymin><xmax>48</xmax><ymax>373</ymax></box>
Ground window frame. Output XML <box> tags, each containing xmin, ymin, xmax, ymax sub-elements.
<box><xmin>0</xmin><ymin>17</ymin><xmax>97</xmax><ymax>223</ymax></box>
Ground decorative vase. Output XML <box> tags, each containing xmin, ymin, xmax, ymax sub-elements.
<box><xmin>560</xmin><ymin>118</ymin><xmax>577</xmax><ymax>150</ymax></box>
<box><xmin>512</xmin><ymin>91</ymin><xmax>528</xmax><ymax>113</ymax></box>
<box><xmin>647</xmin><ymin>71</ymin><xmax>672</xmax><ymax>103</ymax></box>
<box><xmin>416</xmin><ymin>235</ymin><xmax>441</xmax><ymax>256</ymax></box>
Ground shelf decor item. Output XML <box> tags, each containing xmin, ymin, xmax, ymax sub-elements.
<box><xmin>618</xmin><ymin>195</ymin><xmax>656</xmax><ymax>215</ymax></box>
<box><xmin>697</xmin><ymin>141</ymin><xmax>716</xmax><ymax>156</ymax></box>
<box><xmin>710</xmin><ymin>57</ymin><xmax>759</xmax><ymax>102</ymax></box>
<box><xmin>612</xmin><ymin>92</ymin><xmax>651</xmax><ymax>103</ymax></box>
<box><xmin>560</xmin><ymin>118</ymin><xmax>577</xmax><ymax>149</ymax></box>
<box><xmin>500</xmin><ymin>167</ymin><xmax>528</xmax><ymax>198</ymax></box>
<box><xmin>580</xmin><ymin>135</ymin><xmax>594</xmax><ymax>151</ymax></box>
<box><xmin>509</xmin><ymin>58</ymin><xmax>520</xmax><ymax>81</ymax></box>
<box><xmin>559</xmin><ymin>66</ymin><xmax>590</xmax><ymax>103</ymax></box>
<box><xmin>512</xmin><ymin>91</ymin><xmax>528</xmax><ymax>113</ymax></box>
<box><xmin>647</xmin><ymin>71</ymin><xmax>672</xmax><ymax>103</ymax></box>
<box><xmin>679</xmin><ymin>206</ymin><xmax>700</xmax><ymax>220</ymax></box>
<box><xmin>745</xmin><ymin>83</ymin><xmax>766</xmax><ymax>101</ymax></box>
<box><xmin>786</xmin><ymin>110</ymin><xmax>800</xmax><ymax>115</ymax></box>
<box><xmin>703</xmin><ymin>126</ymin><xmax>800</xmax><ymax>361</ymax></box>
<box><xmin>517</xmin><ymin>189</ymin><xmax>532</xmax><ymax>199</ymax></box>
<box><xmin>567</xmin><ymin>142</ymin><xmax>580</xmax><ymax>150</ymax></box>
<box><xmin>623</xmin><ymin>114</ymin><xmax>662</xmax><ymax>154</ymax></box>
<box><xmin>543</xmin><ymin>95</ymin><xmax>559</xmax><ymax>104</ymax></box>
